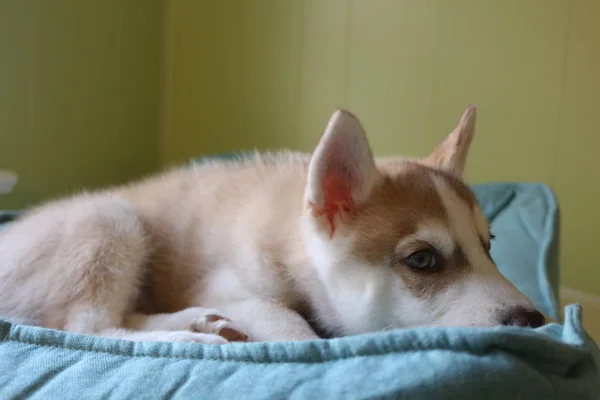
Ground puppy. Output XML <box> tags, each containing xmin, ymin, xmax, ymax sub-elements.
<box><xmin>0</xmin><ymin>106</ymin><xmax>545</xmax><ymax>344</ymax></box>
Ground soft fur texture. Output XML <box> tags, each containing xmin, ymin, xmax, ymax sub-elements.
<box><xmin>0</xmin><ymin>106</ymin><xmax>544</xmax><ymax>344</ymax></box>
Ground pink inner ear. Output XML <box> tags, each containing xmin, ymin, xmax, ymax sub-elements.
<box><xmin>310</xmin><ymin>166</ymin><xmax>357</xmax><ymax>238</ymax></box>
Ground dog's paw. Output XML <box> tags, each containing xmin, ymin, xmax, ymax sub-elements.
<box><xmin>190</xmin><ymin>309</ymin><xmax>250</xmax><ymax>342</ymax></box>
<box><xmin>163</xmin><ymin>330</ymin><xmax>230</xmax><ymax>345</ymax></box>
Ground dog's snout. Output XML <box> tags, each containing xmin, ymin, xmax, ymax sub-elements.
<box><xmin>502</xmin><ymin>307</ymin><xmax>545</xmax><ymax>328</ymax></box>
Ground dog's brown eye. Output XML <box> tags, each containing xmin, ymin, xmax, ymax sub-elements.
<box><xmin>405</xmin><ymin>249</ymin><xmax>436</xmax><ymax>269</ymax></box>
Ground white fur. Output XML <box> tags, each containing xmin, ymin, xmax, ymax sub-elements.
<box><xmin>304</xmin><ymin>225</ymin><xmax>402</xmax><ymax>335</ymax></box>
<box><xmin>403</xmin><ymin>222</ymin><xmax>457</xmax><ymax>258</ymax></box>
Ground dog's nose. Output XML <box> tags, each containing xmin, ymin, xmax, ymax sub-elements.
<box><xmin>502</xmin><ymin>307</ymin><xmax>545</xmax><ymax>328</ymax></box>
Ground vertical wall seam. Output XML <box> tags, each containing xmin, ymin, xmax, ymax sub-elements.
<box><xmin>428</xmin><ymin>0</ymin><xmax>441</xmax><ymax>139</ymax></box>
<box><xmin>551</xmin><ymin>0</ymin><xmax>573</xmax><ymax>190</ymax></box>
<box><xmin>341</xmin><ymin>0</ymin><xmax>352</xmax><ymax>107</ymax></box>
<box><xmin>294</xmin><ymin>0</ymin><xmax>307</xmax><ymax>148</ymax></box>
<box><xmin>26</xmin><ymin>1</ymin><xmax>38</xmax><ymax>205</ymax></box>
<box><xmin>159</xmin><ymin>0</ymin><xmax>176</xmax><ymax>167</ymax></box>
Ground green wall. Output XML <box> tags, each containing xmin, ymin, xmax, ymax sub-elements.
<box><xmin>1</xmin><ymin>1</ymin><xmax>598</xmax><ymax>295</ymax></box>
<box><xmin>164</xmin><ymin>0</ymin><xmax>600</xmax><ymax>295</ymax></box>
<box><xmin>0</xmin><ymin>0</ymin><xmax>163</xmax><ymax>209</ymax></box>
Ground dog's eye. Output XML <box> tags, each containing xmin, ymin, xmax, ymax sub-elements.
<box><xmin>405</xmin><ymin>249</ymin><xmax>436</xmax><ymax>269</ymax></box>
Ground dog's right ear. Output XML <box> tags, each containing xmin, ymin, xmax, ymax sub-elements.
<box><xmin>305</xmin><ymin>109</ymin><xmax>381</xmax><ymax>236</ymax></box>
<box><xmin>424</xmin><ymin>105</ymin><xmax>477</xmax><ymax>177</ymax></box>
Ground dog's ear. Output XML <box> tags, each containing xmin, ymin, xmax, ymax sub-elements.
<box><xmin>305</xmin><ymin>109</ymin><xmax>381</xmax><ymax>236</ymax></box>
<box><xmin>424</xmin><ymin>105</ymin><xmax>477</xmax><ymax>176</ymax></box>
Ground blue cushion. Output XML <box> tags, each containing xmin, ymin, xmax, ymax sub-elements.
<box><xmin>0</xmin><ymin>306</ymin><xmax>598</xmax><ymax>399</ymax></box>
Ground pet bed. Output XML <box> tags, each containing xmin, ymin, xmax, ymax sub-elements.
<box><xmin>1</xmin><ymin>164</ymin><xmax>599</xmax><ymax>398</ymax></box>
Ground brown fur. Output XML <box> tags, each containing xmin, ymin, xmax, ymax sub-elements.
<box><xmin>348</xmin><ymin>163</ymin><xmax>474</xmax><ymax>298</ymax></box>
<box><xmin>348</xmin><ymin>165</ymin><xmax>446</xmax><ymax>263</ymax></box>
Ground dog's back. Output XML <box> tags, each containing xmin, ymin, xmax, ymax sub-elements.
<box><xmin>114</xmin><ymin>153</ymin><xmax>315</xmax><ymax>314</ymax></box>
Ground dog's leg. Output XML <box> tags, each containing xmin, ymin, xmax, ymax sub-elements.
<box><xmin>124</xmin><ymin>307</ymin><xmax>250</xmax><ymax>342</ymax></box>
<box><xmin>216</xmin><ymin>300</ymin><xmax>320</xmax><ymax>342</ymax></box>
<box><xmin>0</xmin><ymin>195</ymin><xmax>229</xmax><ymax>344</ymax></box>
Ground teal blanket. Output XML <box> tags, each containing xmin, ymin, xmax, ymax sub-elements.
<box><xmin>0</xmin><ymin>181</ymin><xmax>598</xmax><ymax>398</ymax></box>
<box><xmin>0</xmin><ymin>306</ymin><xmax>598</xmax><ymax>399</ymax></box>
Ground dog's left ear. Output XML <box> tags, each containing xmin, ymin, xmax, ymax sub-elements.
<box><xmin>305</xmin><ymin>109</ymin><xmax>381</xmax><ymax>236</ymax></box>
<box><xmin>424</xmin><ymin>105</ymin><xmax>477</xmax><ymax>176</ymax></box>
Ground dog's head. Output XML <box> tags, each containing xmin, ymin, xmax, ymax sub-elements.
<box><xmin>303</xmin><ymin>106</ymin><xmax>545</xmax><ymax>336</ymax></box>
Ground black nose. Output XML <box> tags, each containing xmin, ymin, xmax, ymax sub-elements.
<box><xmin>502</xmin><ymin>307</ymin><xmax>545</xmax><ymax>328</ymax></box>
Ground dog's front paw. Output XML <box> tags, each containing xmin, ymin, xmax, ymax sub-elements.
<box><xmin>190</xmin><ymin>309</ymin><xmax>250</xmax><ymax>342</ymax></box>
